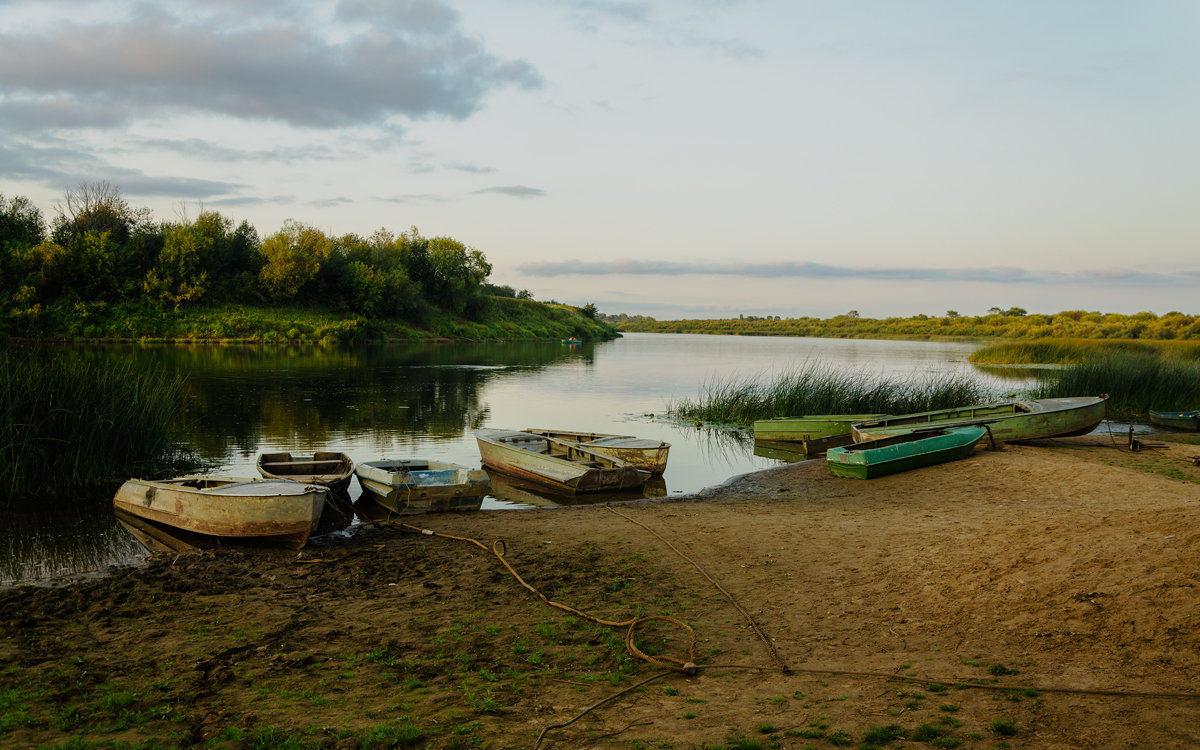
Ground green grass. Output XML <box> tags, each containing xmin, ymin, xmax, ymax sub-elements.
<box><xmin>971</xmin><ymin>338</ymin><xmax>1200</xmax><ymax>365</ymax></box>
<box><xmin>667</xmin><ymin>360</ymin><xmax>996</xmax><ymax>426</ymax></box>
<box><xmin>1033</xmin><ymin>352</ymin><xmax>1200</xmax><ymax>420</ymax></box>
<box><xmin>0</xmin><ymin>349</ymin><xmax>202</xmax><ymax>498</ymax></box>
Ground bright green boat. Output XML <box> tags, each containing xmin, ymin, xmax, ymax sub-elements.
<box><xmin>1148</xmin><ymin>410</ymin><xmax>1199</xmax><ymax>431</ymax></box>
<box><xmin>851</xmin><ymin>396</ymin><xmax>1107</xmax><ymax>443</ymax></box>
<box><xmin>752</xmin><ymin>414</ymin><xmax>888</xmax><ymax>442</ymax></box>
<box><xmin>826</xmin><ymin>426</ymin><xmax>988</xmax><ymax>480</ymax></box>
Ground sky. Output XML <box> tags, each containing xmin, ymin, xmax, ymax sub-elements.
<box><xmin>2</xmin><ymin>0</ymin><xmax>1199</xmax><ymax>319</ymax></box>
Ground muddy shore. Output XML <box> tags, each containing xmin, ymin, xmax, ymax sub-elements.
<box><xmin>2</xmin><ymin>434</ymin><xmax>1198</xmax><ymax>749</ymax></box>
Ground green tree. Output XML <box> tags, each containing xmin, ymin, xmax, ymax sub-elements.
<box><xmin>143</xmin><ymin>224</ymin><xmax>211</xmax><ymax>308</ymax></box>
<box><xmin>581</xmin><ymin>303</ymin><xmax>598</xmax><ymax>319</ymax></box>
<box><xmin>50</xmin><ymin>181</ymin><xmax>150</xmax><ymax>246</ymax></box>
<box><xmin>259</xmin><ymin>220</ymin><xmax>331</xmax><ymax>301</ymax></box>
<box><xmin>0</xmin><ymin>194</ymin><xmax>45</xmax><ymax>248</ymax></box>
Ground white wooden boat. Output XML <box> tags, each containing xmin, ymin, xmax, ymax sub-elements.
<box><xmin>520</xmin><ymin>428</ymin><xmax>671</xmax><ymax>475</ymax></box>
<box><xmin>112</xmin><ymin>476</ymin><xmax>327</xmax><ymax>548</ymax></box>
<box><xmin>475</xmin><ymin>428</ymin><xmax>649</xmax><ymax>493</ymax></box>
<box><xmin>256</xmin><ymin>450</ymin><xmax>355</xmax><ymax>494</ymax></box>
<box><xmin>354</xmin><ymin>459</ymin><xmax>490</xmax><ymax>515</ymax></box>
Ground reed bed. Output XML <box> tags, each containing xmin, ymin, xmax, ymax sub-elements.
<box><xmin>667</xmin><ymin>361</ymin><xmax>997</xmax><ymax>426</ymax></box>
<box><xmin>1034</xmin><ymin>352</ymin><xmax>1200</xmax><ymax>421</ymax></box>
<box><xmin>0</xmin><ymin>350</ymin><xmax>199</xmax><ymax>499</ymax></box>
<box><xmin>971</xmin><ymin>338</ymin><xmax>1200</xmax><ymax>365</ymax></box>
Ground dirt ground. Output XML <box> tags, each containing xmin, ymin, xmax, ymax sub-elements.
<box><xmin>2</xmin><ymin>434</ymin><xmax>1199</xmax><ymax>749</ymax></box>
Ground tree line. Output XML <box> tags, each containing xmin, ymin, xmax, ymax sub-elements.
<box><xmin>0</xmin><ymin>183</ymin><xmax>524</xmax><ymax>331</ymax></box>
<box><xmin>605</xmin><ymin>308</ymin><xmax>1200</xmax><ymax>340</ymax></box>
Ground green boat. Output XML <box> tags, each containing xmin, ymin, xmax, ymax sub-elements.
<box><xmin>1148</xmin><ymin>410</ymin><xmax>1199</xmax><ymax>431</ymax></box>
<box><xmin>826</xmin><ymin>426</ymin><xmax>988</xmax><ymax>480</ymax></box>
<box><xmin>752</xmin><ymin>414</ymin><xmax>888</xmax><ymax>442</ymax></box>
<box><xmin>851</xmin><ymin>396</ymin><xmax>1107</xmax><ymax>443</ymax></box>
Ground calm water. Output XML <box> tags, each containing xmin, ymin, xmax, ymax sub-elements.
<box><xmin>2</xmin><ymin>333</ymin><xmax>1024</xmax><ymax>585</ymax></box>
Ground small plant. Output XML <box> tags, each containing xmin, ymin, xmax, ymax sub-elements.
<box><xmin>989</xmin><ymin>664</ymin><xmax>1020</xmax><ymax>677</ymax></box>
<box><xmin>663</xmin><ymin>686</ymin><xmax>680</xmax><ymax>696</ymax></box>
<box><xmin>910</xmin><ymin>722</ymin><xmax>947</xmax><ymax>742</ymax></box>
<box><xmin>754</xmin><ymin>722</ymin><xmax>777</xmax><ymax>734</ymax></box>
<box><xmin>990</xmin><ymin>718</ymin><xmax>1019</xmax><ymax>737</ymax></box>
<box><xmin>862</xmin><ymin>725</ymin><xmax>906</xmax><ymax>743</ymax></box>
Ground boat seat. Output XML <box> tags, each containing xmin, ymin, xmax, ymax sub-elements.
<box><xmin>260</xmin><ymin>459</ymin><xmax>346</xmax><ymax>468</ymax></box>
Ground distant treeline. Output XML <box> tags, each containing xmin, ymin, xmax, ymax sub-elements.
<box><xmin>605</xmin><ymin>308</ymin><xmax>1200</xmax><ymax>340</ymax></box>
<box><xmin>0</xmin><ymin>183</ymin><xmax>614</xmax><ymax>342</ymax></box>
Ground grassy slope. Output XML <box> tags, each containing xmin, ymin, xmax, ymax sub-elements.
<box><xmin>1</xmin><ymin>296</ymin><xmax>617</xmax><ymax>343</ymax></box>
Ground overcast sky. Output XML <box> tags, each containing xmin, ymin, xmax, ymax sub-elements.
<box><xmin>3</xmin><ymin>0</ymin><xmax>1198</xmax><ymax>319</ymax></box>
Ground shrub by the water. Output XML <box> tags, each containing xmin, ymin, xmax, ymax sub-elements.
<box><xmin>0</xmin><ymin>350</ymin><xmax>200</xmax><ymax>498</ymax></box>
<box><xmin>1034</xmin><ymin>352</ymin><xmax>1200</xmax><ymax>421</ymax></box>
<box><xmin>667</xmin><ymin>361</ymin><xmax>996</xmax><ymax>426</ymax></box>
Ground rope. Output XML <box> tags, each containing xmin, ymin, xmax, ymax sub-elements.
<box><xmin>605</xmin><ymin>506</ymin><xmax>791</xmax><ymax>674</ymax></box>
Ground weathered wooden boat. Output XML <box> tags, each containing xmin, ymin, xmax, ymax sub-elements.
<box><xmin>827</xmin><ymin>426</ymin><xmax>988</xmax><ymax>479</ymax></box>
<box><xmin>851</xmin><ymin>396</ymin><xmax>1107</xmax><ymax>443</ymax></box>
<box><xmin>521</xmin><ymin>428</ymin><xmax>671</xmax><ymax>475</ymax></box>
<box><xmin>256</xmin><ymin>450</ymin><xmax>355</xmax><ymax>494</ymax></box>
<box><xmin>112</xmin><ymin>476</ymin><xmax>328</xmax><ymax>548</ymax></box>
<box><xmin>475</xmin><ymin>428</ymin><xmax>649</xmax><ymax>493</ymax></box>
<box><xmin>1148</xmin><ymin>410</ymin><xmax>1200</xmax><ymax>431</ymax></box>
<box><xmin>752</xmin><ymin>414</ymin><xmax>888</xmax><ymax>442</ymax></box>
<box><xmin>354</xmin><ymin>459</ymin><xmax>490</xmax><ymax>515</ymax></box>
<box><xmin>753</xmin><ymin>435</ymin><xmax>852</xmax><ymax>462</ymax></box>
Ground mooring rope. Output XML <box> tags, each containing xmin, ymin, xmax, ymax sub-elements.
<box><xmin>605</xmin><ymin>506</ymin><xmax>792</xmax><ymax>675</ymax></box>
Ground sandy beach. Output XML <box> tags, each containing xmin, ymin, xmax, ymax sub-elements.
<box><xmin>2</xmin><ymin>434</ymin><xmax>1198</xmax><ymax>749</ymax></box>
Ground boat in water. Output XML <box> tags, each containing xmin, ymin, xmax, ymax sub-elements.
<box><xmin>752</xmin><ymin>414</ymin><xmax>888</xmax><ymax>442</ymax></box>
<box><xmin>851</xmin><ymin>396</ymin><xmax>1107</xmax><ymax>443</ymax></box>
<box><xmin>827</xmin><ymin>426</ymin><xmax>988</xmax><ymax>480</ymax></box>
<box><xmin>112</xmin><ymin>476</ymin><xmax>328</xmax><ymax>548</ymax></box>
<box><xmin>475</xmin><ymin>428</ymin><xmax>648</xmax><ymax>493</ymax></box>
<box><xmin>520</xmin><ymin>428</ymin><xmax>670</xmax><ymax>475</ymax></box>
<box><xmin>1148</xmin><ymin>410</ymin><xmax>1199</xmax><ymax>431</ymax></box>
<box><xmin>354</xmin><ymin>459</ymin><xmax>490</xmax><ymax>515</ymax></box>
<box><xmin>256</xmin><ymin>450</ymin><xmax>356</xmax><ymax>495</ymax></box>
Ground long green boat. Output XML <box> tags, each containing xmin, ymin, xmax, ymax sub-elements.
<box><xmin>1148</xmin><ymin>410</ymin><xmax>1199</xmax><ymax>431</ymax></box>
<box><xmin>752</xmin><ymin>414</ymin><xmax>888</xmax><ymax>442</ymax></box>
<box><xmin>826</xmin><ymin>426</ymin><xmax>988</xmax><ymax>480</ymax></box>
<box><xmin>851</xmin><ymin>396</ymin><xmax>1107</xmax><ymax>443</ymax></box>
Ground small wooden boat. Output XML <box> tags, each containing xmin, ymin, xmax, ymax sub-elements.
<box><xmin>256</xmin><ymin>450</ymin><xmax>355</xmax><ymax>494</ymax></box>
<box><xmin>1148</xmin><ymin>410</ymin><xmax>1200</xmax><ymax>431</ymax></box>
<box><xmin>112</xmin><ymin>476</ymin><xmax>327</xmax><ymax>548</ymax></box>
<box><xmin>355</xmin><ymin>459</ymin><xmax>490</xmax><ymax>515</ymax></box>
<box><xmin>851</xmin><ymin>396</ymin><xmax>1107</xmax><ymax>443</ymax></box>
<box><xmin>752</xmin><ymin>414</ymin><xmax>888</xmax><ymax>442</ymax></box>
<box><xmin>827</xmin><ymin>426</ymin><xmax>988</xmax><ymax>480</ymax></box>
<box><xmin>521</xmin><ymin>429</ymin><xmax>671</xmax><ymax>475</ymax></box>
<box><xmin>475</xmin><ymin>428</ymin><xmax>648</xmax><ymax>493</ymax></box>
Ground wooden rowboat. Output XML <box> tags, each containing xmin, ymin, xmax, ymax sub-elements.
<box><xmin>752</xmin><ymin>414</ymin><xmax>888</xmax><ymax>442</ymax></box>
<box><xmin>520</xmin><ymin>429</ymin><xmax>671</xmax><ymax>475</ymax></box>
<box><xmin>827</xmin><ymin>426</ymin><xmax>988</xmax><ymax>480</ymax></box>
<box><xmin>475</xmin><ymin>428</ymin><xmax>648</xmax><ymax>493</ymax></box>
<box><xmin>112</xmin><ymin>476</ymin><xmax>327</xmax><ymax>548</ymax></box>
<box><xmin>851</xmin><ymin>396</ymin><xmax>1107</xmax><ymax>443</ymax></box>
<box><xmin>256</xmin><ymin>450</ymin><xmax>355</xmax><ymax>494</ymax></box>
<box><xmin>1148</xmin><ymin>410</ymin><xmax>1199</xmax><ymax>431</ymax></box>
<box><xmin>354</xmin><ymin>459</ymin><xmax>490</xmax><ymax>515</ymax></box>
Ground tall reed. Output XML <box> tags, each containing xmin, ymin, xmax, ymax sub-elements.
<box><xmin>0</xmin><ymin>350</ymin><xmax>200</xmax><ymax>498</ymax></box>
<box><xmin>1034</xmin><ymin>352</ymin><xmax>1200</xmax><ymax>420</ymax></box>
<box><xmin>668</xmin><ymin>361</ymin><xmax>998</xmax><ymax>425</ymax></box>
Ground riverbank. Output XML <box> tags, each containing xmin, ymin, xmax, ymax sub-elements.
<box><xmin>3</xmin><ymin>435</ymin><xmax>1198</xmax><ymax>749</ymax></box>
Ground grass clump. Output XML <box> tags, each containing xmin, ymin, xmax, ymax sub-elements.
<box><xmin>668</xmin><ymin>360</ymin><xmax>995</xmax><ymax>425</ymax></box>
<box><xmin>0</xmin><ymin>348</ymin><xmax>201</xmax><ymax>498</ymax></box>
<box><xmin>1034</xmin><ymin>351</ymin><xmax>1200</xmax><ymax>421</ymax></box>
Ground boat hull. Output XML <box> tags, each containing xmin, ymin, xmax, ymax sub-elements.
<box><xmin>1148</xmin><ymin>410</ymin><xmax>1199</xmax><ymax>431</ymax></box>
<box><xmin>354</xmin><ymin>459</ymin><xmax>490</xmax><ymax>515</ymax></box>
<box><xmin>827</xmin><ymin>426</ymin><xmax>987</xmax><ymax>479</ymax></box>
<box><xmin>476</xmin><ymin>429</ymin><xmax>648</xmax><ymax>493</ymax></box>
<box><xmin>257</xmin><ymin>450</ymin><xmax>355</xmax><ymax>495</ymax></box>
<box><xmin>113</xmin><ymin>477</ymin><xmax>326</xmax><ymax>547</ymax></box>
<box><xmin>752</xmin><ymin>414</ymin><xmax>888</xmax><ymax>442</ymax></box>
<box><xmin>521</xmin><ymin>429</ymin><xmax>670</xmax><ymax>475</ymax></box>
<box><xmin>852</xmin><ymin>396</ymin><xmax>1107</xmax><ymax>443</ymax></box>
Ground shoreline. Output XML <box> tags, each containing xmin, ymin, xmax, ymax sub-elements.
<box><xmin>3</xmin><ymin>435</ymin><xmax>1198</xmax><ymax>748</ymax></box>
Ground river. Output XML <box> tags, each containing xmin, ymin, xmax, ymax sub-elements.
<box><xmin>2</xmin><ymin>333</ymin><xmax>1029</xmax><ymax>585</ymax></box>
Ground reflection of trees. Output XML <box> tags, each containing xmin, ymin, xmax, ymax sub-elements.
<box><xmin>64</xmin><ymin>341</ymin><xmax>582</xmax><ymax>461</ymax></box>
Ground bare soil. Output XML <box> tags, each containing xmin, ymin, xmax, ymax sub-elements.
<box><xmin>2</xmin><ymin>435</ymin><xmax>1199</xmax><ymax>749</ymax></box>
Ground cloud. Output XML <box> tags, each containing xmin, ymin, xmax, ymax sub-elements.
<box><xmin>472</xmin><ymin>185</ymin><xmax>547</xmax><ymax>199</ymax></box>
<box><xmin>516</xmin><ymin>259</ymin><xmax>1200</xmax><ymax>286</ymax></box>
<box><xmin>0</xmin><ymin>0</ymin><xmax>543</xmax><ymax>133</ymax></box>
